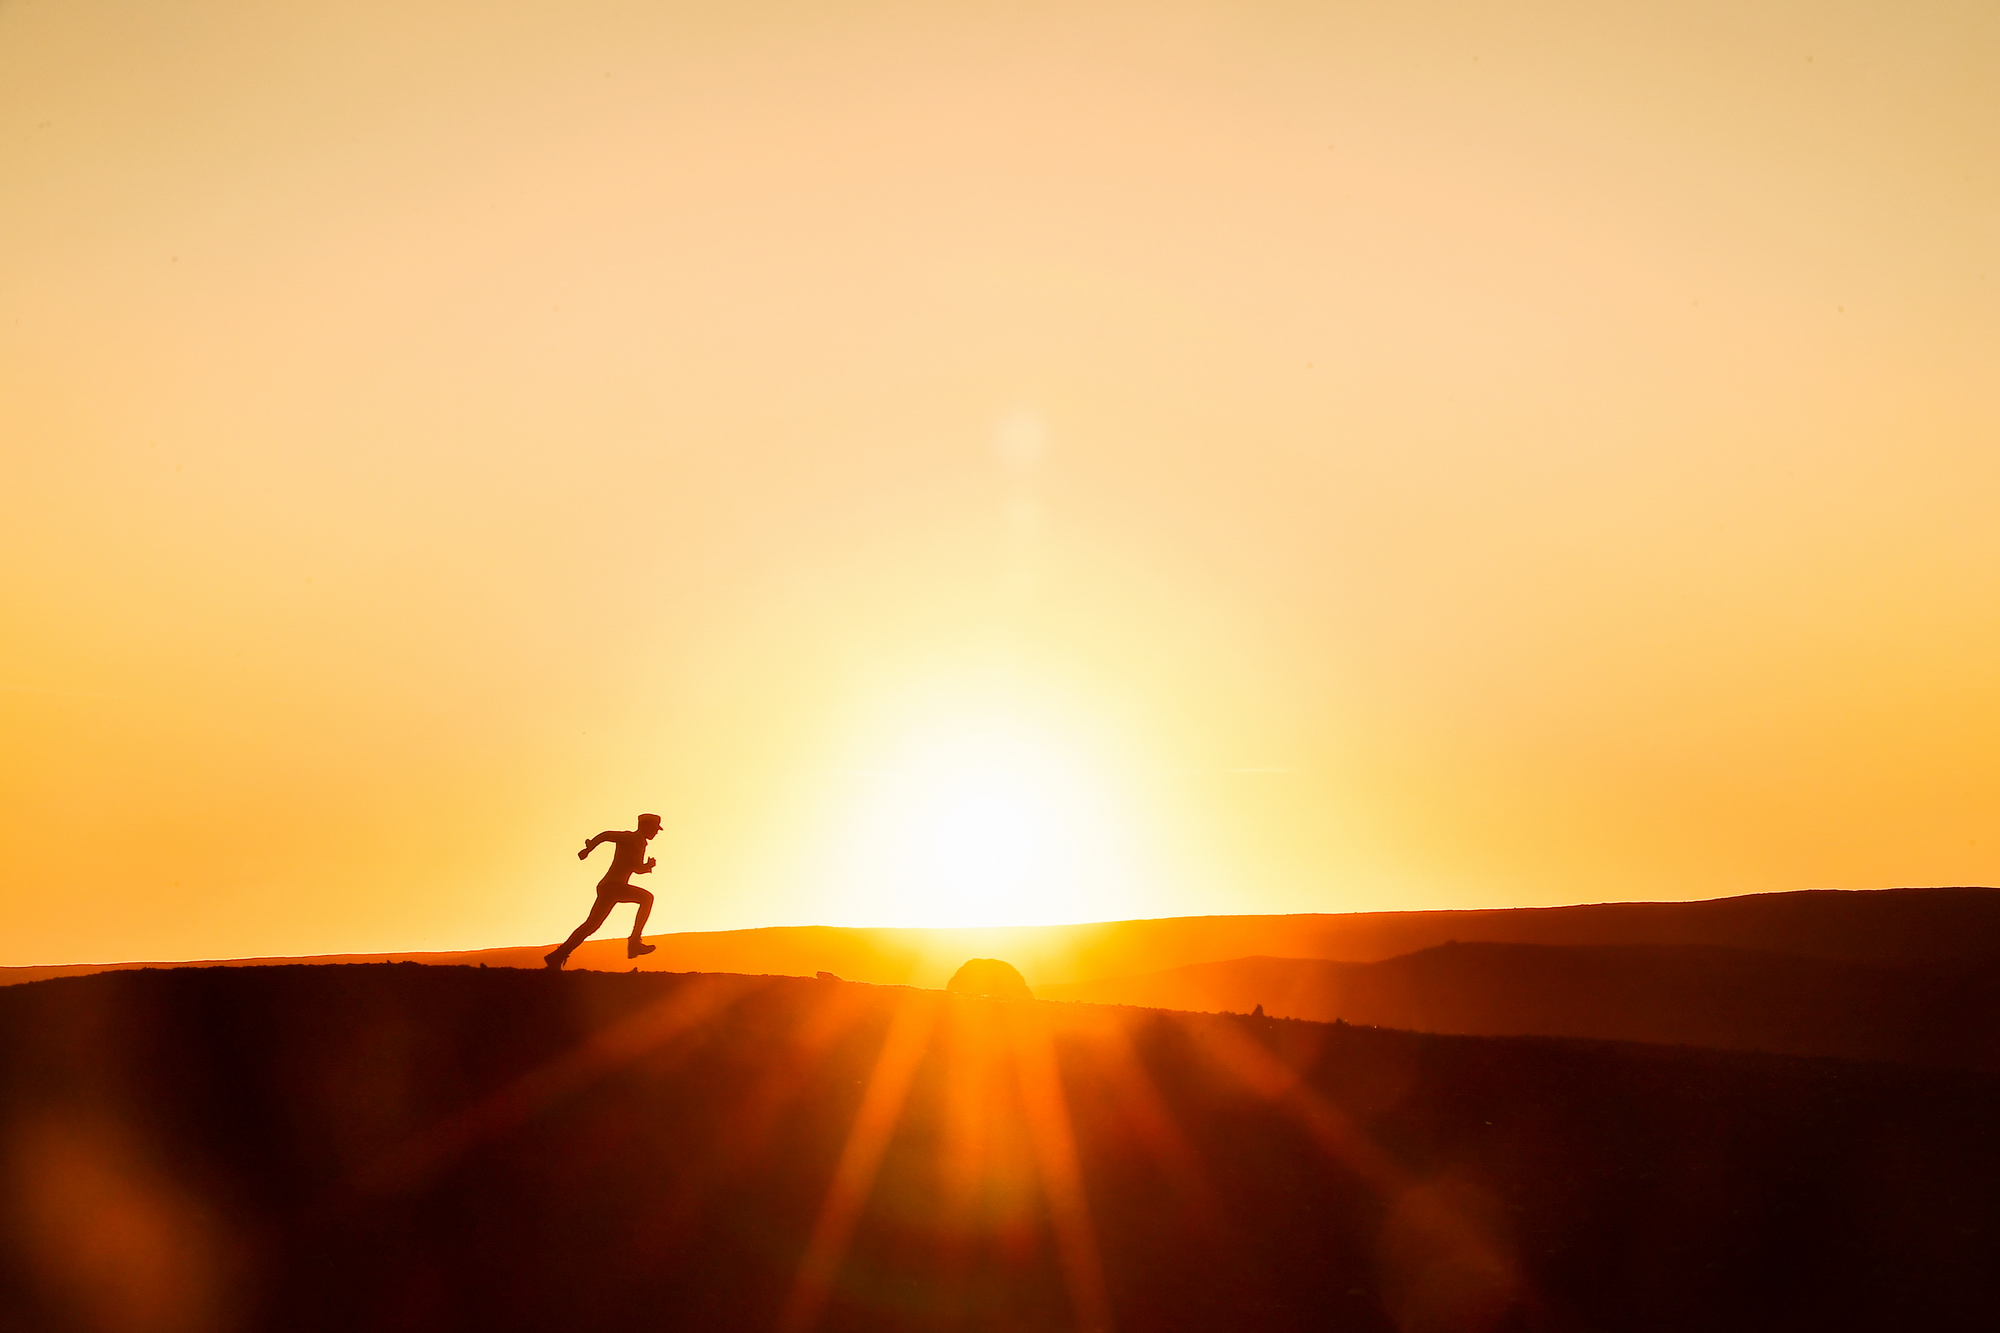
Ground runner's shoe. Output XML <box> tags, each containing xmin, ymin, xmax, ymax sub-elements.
<box><xmin>627</xmin><ymin>940</ymin><xmax>657</xmax><ymax>959</ymax></box>
<box><xmin>544</xmin><ymin>950</ymin><xmax>566</xmax><ymax>970</ymax></box>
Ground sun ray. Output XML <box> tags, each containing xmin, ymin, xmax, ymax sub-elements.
<box><xmin>1074</xmin><ymin>1011</ymin><xmax>1241</xmax><ymax>1259</ymax></box>
<box><xmin>353</xmin><ymin>975</ymin><xmax>759</xmax><ymax>1201</ymax></box>
<box><xmin>1179</xmin><ymin>1014</ymin><xmax>1529</xmax><ymax>1326</ymax></box>
<box><xmin>1006</xmin><ymin>1003</ymin><xmax>1115</xmax><ymax>1333</ymax></box>
<box><xmin>599</xmin><ymin>980</ymin><xmax>888</xmax><ymax>1266</ymax></box>
<box><xmin>703</xmin><ymin>981</ymin><xmax>881</xmax><ymax>1176</ymax></box>
<box><xmin>935</xmin><ymin>996</ymin><xmax>997</xmax><ymax>1298</ymax></box>
<box><xmin>776</xmin><ymin>991</ymin><xmax>939</xmax><ymax>1333</ymax></box>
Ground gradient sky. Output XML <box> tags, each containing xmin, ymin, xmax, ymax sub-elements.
<box><xmin>3</xmin><ymin>0</ymin><xmax>1996</xmax><ymax>965</ymax></box>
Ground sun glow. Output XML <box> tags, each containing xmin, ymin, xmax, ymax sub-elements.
<box><xmin>828</xmin><ymin>707</ymin><xmax>1145</xmax><ymax>929</ymax></box>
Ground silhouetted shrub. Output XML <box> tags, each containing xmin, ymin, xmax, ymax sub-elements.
<box><xmin>945</xmin><ymin>957</ymin><xmax>1032</xmax><ymax>1000</ymax></box>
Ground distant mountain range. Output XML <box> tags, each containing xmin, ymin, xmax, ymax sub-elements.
<box><xmin>1036</xmin><ymin>942</ymin><xmax>2000</xmax><ymax>1071</ymax></box>
<box><xmin>10</xmin><ymin>885</ymin><xmax>2000</xmax><ymax>990</ymax></box>
<box><xmin>11</xmin><ymin>886</ymin><xmax>2000</xmax><ymax>1073</ymax></box>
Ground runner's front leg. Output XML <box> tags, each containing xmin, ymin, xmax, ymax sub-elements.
<box><xmin>627</xmin><ymin>888</ymin><xmax>657</xmax><ymax>959</ymax></box>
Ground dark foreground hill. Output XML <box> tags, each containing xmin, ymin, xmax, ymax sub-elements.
<box><xmin>3</xmin><ymin>965</ymin><xmax>1997</xmax><ymax>1333</ymax></box>
<box><xmin>9</xmin><ymin>886</ymin><xmax>2000</xmax><ymax>991</ymax></box>
<box><xmin>1037</xmin><ymin>944</ymin><xmax>2000</xmax><ymax>1072</ymax></box>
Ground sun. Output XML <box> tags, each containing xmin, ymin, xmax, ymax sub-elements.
<box><xmin>828</xmin><ymin>705</ymin><xmax>1144</xmax><ymax>929</ymax></box>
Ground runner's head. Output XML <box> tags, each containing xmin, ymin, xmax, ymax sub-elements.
<box><xmin>637</xmin><ymin>812</ymin><xmax>663</xmax><ymax>836</ymax></box>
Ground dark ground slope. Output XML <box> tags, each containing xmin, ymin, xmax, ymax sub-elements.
<box><xmin>2</xmin><ymin>965</ymin><xmax>1997</xmax><ymax>1333</ymax></box>
<box><xmin>1037</xmin><ymin>944</ymin><xmax>2000</xmax><ymax>1071</ymax></box>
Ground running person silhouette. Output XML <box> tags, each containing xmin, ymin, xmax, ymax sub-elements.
<box><xmin>544</xmin><ymin>813</ymin><xmax>663</xmax><ymax>969</ymax></box>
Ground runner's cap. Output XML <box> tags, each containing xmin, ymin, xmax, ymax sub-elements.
<box><xmin>638</xmin><ymin>812</ymin><xmax>662</xmax><ymax>826</ymax></box>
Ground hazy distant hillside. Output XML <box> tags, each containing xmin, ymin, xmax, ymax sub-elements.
<box><xmin>9</xmin><ymin>885</ymin><xmax>2000</xmax><ymax>990</ymax></box>
<box><xmin>1037</xmin><ymin>943</ymin><xmax>2000</xmax><ymax>1071</ymax></box>
<box><xmin>2</xmin><ymin>965</ymin><xmax>1996</xmax><ymax>1331</ymax></box>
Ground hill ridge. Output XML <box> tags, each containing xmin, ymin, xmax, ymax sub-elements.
<box><xmin>1037</xmin><ymin>939</ymin><xmax>2000</xmax><ymax>1071</ymax></box>
<box><xmin>8</xmin><ymin>884</ymin><xmax>2000</xmax><ymax>991</ymax></box>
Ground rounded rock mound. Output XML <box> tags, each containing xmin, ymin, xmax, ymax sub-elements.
<box><xmin>945</xmin><ymin>957</ymin><xmax>1032</xmax><ymax>1001</ymax></box>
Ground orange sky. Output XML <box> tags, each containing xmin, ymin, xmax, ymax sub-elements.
<box><xmin>3</xmin><ymin>0</ymin><xmax>1995</xmax><ymax>966</ymax></box>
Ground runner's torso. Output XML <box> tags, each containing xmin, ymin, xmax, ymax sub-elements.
<box><xmin>597</xmin><ymin>830</ymin><xmax>648</xmax><ymax>887</ymax></box>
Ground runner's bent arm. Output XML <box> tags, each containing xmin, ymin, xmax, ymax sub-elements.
<box><xmin>578</xmin><ymin>830</ymin><xmax>617</xmax><ymax>861</ymax></box>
